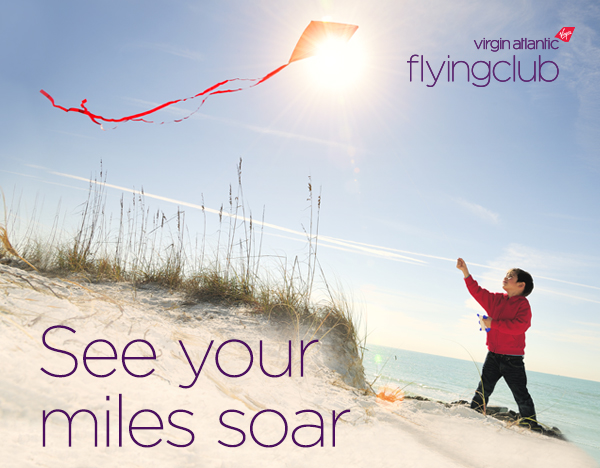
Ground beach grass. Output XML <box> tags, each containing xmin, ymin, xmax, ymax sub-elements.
<box><xmin>0</xmin><ymin>161</ymin><xmax>366</xmax><ymax>387</ymax></box>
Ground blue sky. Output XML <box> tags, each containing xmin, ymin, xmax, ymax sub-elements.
<box><xmin>1</xmin><ymin>0</ymin><xmax>599</xmax><ymax>381</ymax></box>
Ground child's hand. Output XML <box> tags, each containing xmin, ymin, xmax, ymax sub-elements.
<box><xmin>456</xmin><ymin>258</ymin><xmax>471</xmax><ymax>278</ymax></box>
<box><xmin>482</xmin><ymin>316</ymin><xmax>492</xmax><ymax>329</ymax></box>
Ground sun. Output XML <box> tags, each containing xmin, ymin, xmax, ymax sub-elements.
<box><xmin>307</xmin><ymin>33</ymin><xmax>365</xmax><ymax>91</ymax></box>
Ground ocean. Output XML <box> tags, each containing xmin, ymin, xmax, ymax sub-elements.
<box><xmin>363</xmin><ymin>344</ymin><xmax>600</xmax><ymax>465</ymax></box>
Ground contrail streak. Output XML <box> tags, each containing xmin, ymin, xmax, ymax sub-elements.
<box><xmin>48</xmin><ymin>170</ymin><xmax>425</xmax><ymax>265</ymax></box>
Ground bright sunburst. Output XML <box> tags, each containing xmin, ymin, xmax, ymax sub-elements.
<box><xmin>308</xmin><ymin>33</ymin><xmax>365</xmax><ymax>91</ymax></box>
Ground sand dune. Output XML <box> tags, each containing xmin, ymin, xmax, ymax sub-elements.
<box><xmin>1</xmin><ymin>264</ymin><xmax>596</xmax><ymax>468</ymax></box>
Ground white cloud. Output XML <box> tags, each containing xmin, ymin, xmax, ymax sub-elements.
<box><xmin>454</xmin><ymin>198</ymin><xmax>500</xmax><ymax>225</ymax></box>
<box><xmin>126</xmin><ymin>42</ymin><xmax>204</xmax><ymax>62</ymax></box>
<box><xmin>530</xmin><ymin>328</ymin><xmax>600</xmax><ymax>350</ymax></box>
<box><xmin>486</xmin><ymin>243</ymin><xmax>599</xmax><ymax>281</ymax></box>
<box><xmin>464</xmin><ymin>298</ymin><xmax>483</xmax><ymax>312</ymax></box>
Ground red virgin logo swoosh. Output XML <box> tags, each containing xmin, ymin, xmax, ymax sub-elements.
<box><xmin>555</xmin><ymin>27</ymin><xmax>575</xmax><ymax>42</ymax></box>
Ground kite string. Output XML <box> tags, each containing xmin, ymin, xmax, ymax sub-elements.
<box><xmin>40</xmin><ymin>63</ymin><xmax>290</xmax><ymax>129</ymax></box>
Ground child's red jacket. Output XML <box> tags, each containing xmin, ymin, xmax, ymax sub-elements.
<box><xmin>465</xmin><ymin>275</ymin><xmax>531</xmax><ymax>355</ymax></box>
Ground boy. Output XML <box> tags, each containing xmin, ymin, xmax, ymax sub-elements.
<box><xmin>456</xmin><ymin>258</ymin><xmax>539</xmax><ymax>429</ymax></box>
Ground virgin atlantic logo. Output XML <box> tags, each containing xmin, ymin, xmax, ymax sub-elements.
<box><xmin>555</xmin><ymin>27</ymin><xmax>575</xmax><ymax>42</ymax></box>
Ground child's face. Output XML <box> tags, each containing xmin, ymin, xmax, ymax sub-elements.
<box><xmin>502</xmin><ymin>270</ymin><xmax>524</xmax><ymax>295</ymax></box>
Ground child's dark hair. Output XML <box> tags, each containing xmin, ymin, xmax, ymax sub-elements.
<box><xmin>512</xmin><ymin>268</ymin><xmax>534</xmax><ymax>297</ymax></box>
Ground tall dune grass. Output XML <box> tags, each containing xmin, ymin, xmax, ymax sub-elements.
<box><xmin>0</xmin><ymin>161</ymin><xmax>366</xmax><ymax>386</ymax></box>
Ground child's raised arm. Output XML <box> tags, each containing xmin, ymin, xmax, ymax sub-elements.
<box><xmin>456</xmin><ymin>258</ymin><xmax>471</xmax><ymax>278</ymax></box>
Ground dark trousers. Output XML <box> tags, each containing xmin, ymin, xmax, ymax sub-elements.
<box><xmin>471</xmin><ymin>351</ymin><xmax>537</xmax><ymax>424</ymax></box>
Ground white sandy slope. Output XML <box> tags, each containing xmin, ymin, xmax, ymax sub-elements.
<box><xmin>0</xmin><ymin>265</ymin><xmax>597</xmax><ymax>468</ymax></box>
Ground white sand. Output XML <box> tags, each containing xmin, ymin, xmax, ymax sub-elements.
<box><xmin>1</xmin><ymin>264</ymin><xmax>597</xmax><ymax>468</ymax></box>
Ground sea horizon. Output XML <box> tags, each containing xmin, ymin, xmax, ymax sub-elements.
<box><xmin>366</xmin><ymin>344</ymin><xmax>600</xmax><ymax>384</ymax></box>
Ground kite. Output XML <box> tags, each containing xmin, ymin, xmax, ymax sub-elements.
<box><xmin>40</xmin><ymin>21</ymin><xmax>358</xmax><ymax>129</ymax></box>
